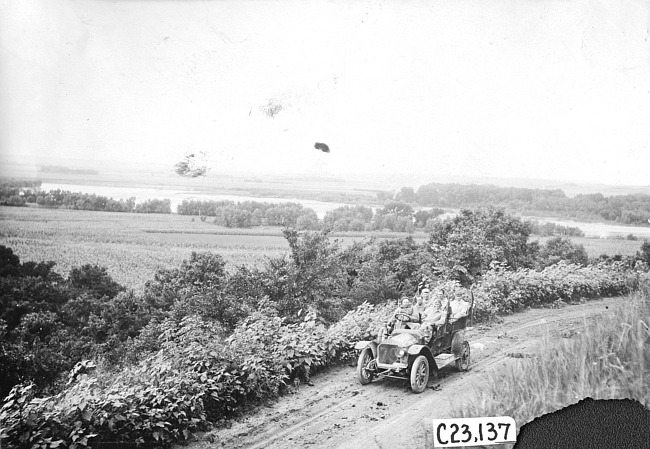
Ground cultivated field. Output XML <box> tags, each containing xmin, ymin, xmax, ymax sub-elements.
<box><xmin>0</xmin><ymin>206</ymin><xmax>644</xmax><ymax>291</ymax></box>
<box><xmin>0</xmin><ymin>207</ymin><xmax>292</xmax><ymax>290</ymax></box>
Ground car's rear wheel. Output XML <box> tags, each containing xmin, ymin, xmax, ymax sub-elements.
<box><xmin>357</xmin><ymin>348</ymin><xmax>375</xmax><ymax>385</ymax></box>
<box><xmin>410</xmin><ymin>355</ymin><xmax>429</xmax><ymax>393</ymax></box>
<box><xmin>455</xmin><ymin>341</ymin><xmax>470</xmax><ymax>371</ymax></box>
<box><xmin>451</xmin><ymin>331</ymin><xmax>464</xmax><ymax>355</ymax></box>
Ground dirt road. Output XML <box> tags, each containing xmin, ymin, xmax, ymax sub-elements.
<box><xmin>200</xmin><ymin>297</ymin><xmax>621</xmax><ymax>448</ymax></box>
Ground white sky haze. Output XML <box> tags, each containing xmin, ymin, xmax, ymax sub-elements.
<box><xmin>1</xmin><ymin>0</ymin><xmax>649</xmax><ymax>186</ymax></box>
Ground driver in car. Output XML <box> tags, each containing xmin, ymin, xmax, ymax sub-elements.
<box><xmin>385</xmin><ymin>297</ymin><xmax>420</xmax><ymax>335</ymax></box>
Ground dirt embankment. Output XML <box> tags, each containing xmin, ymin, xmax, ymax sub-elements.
<box><xmin>193</xmin><ymin>297</ymin><xmax>621</xmax><ymax>449</ymax></box>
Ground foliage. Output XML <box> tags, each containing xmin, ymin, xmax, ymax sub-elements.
<box><xmin>471</xmin><ymin>261</ymin><xmax>636</xmax><ymax>321</ymax></box>
<box><xmin>0</xmin><ymin>246</ymin><xmax>145</xmax><ymax>399</ymax></box>
<box><xmin>413</xmin><ymin>208</ymin><xmax>444</xmax><ymax>228</ymax></box>
<box><xmin>143</xmin><ymin>252</ymin><xmax>248</xmax><ymax>331</ymax></box>
<box><xmin>68</xmin><ymin>264</ymin><xmax>125</xmax><ymax>299</ymax></box>
<box><xmin>414</xmin><ymin>183</ymin><xmax>650</xmax><ymax>225</ymax></box>
<box><xmin>526</xmin><ymin>220</ymin><xmax>585</xmax><ymax>237</ymax></box>
<box><xmin>638</xmin><ymin>240</ymin><xmax>650</xmax><ymax>266</ymax></box>
<box><xmin>428</xmin><ymin>207</ymin><xmax>537</xmax><ymax>284</ymax></box>
<box><xmin>537</xmin><ymin>236</ymin><xmax>589</xmax><ymax>268</ymax></box>
<box><xmin>0</xmin><ymin>180</ymin><xmax>40</xmax><ymax>207</ymax></box>
<box><xmin>177</xmin><ymin>199</ymin><xmax>319</xmax><ymax>229</ymax></box>
<box><xmin>134</xmin><ymin>199</ymin><xmax>171</xmax><ymax>214</ymax></box>
<box><xmin>0</xmin><ymin>307</ymin><xmax>392</xmax><ymax>448</ymax></box>
<box><xmin>256</xmin><ymin>229</ymin><xmax>349</xmax><ymax>322</ymax></box>
<box><xmin>323</xmin><ymin>205</ymin><xmax>373</xmax><ymax>231</ymax></box>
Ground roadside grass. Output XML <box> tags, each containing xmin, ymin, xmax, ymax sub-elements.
<box><xmin>455</xmin><ymin>284</ymin><xmax>650</xmax><ymax>434</ymax></box>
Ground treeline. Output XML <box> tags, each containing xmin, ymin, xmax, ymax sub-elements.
<box><xmin>394</xmin><ymin>183</ymin><xmax>650</xmax><ymax>225</ymax></box>
<box><xmin>322</xmin><ymin>203</ymin><xmax>445</xmax><ymax>232</ymax></box>
<box><xmin>33</xmin><ymin>190</ymin><xmax>172</xmax><ymax>214</ymax></box>
<box><xmin>1</xmin><ymin>207</ymin><xmax>650</xmax><ymax>446</ymax></box>
<box><xmin>0</xmin><ymin>180</ymin><xmax>172</xmax><ymax>213</ymax></box>
<box><xmin>177</xmin><ymin>199</ymin><xmax>445</xmax><ymax>232</ymax></box>
<box><xmin>526</xmin><ymin>220</ymin><xmax>585</xmax><ymax>237</ymax></box>
<box><xmin>0</xmin><ymin>180</ymin><xmax>41</xmax><ymax>207</ymax></box>
<box><xmin>177</xmin><ymin>199</ymin><xmax>319</xmax><ymax>228</ymax></box>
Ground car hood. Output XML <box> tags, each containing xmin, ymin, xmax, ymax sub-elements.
<box><xmin>384</xmin><ymin>332</ymin><xmax>419</xmax><ymax>348</ymax></box>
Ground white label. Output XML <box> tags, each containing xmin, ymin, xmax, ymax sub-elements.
<box><xmin>432</xmin><ymin>416</ymin><xmax>517</xmax><ymax>447</ymax></box>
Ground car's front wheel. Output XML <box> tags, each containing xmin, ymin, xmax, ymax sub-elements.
<box><xmin>410</xmin><ymin>355</ymin><xmax>429</xmax><ymax>393</ymax></box>
<box><xmin>357</xmin><ymin>347</ymin><xmax>375</xmax><ymax>385</ymax></box>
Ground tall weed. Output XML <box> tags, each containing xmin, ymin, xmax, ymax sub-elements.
<box><xmin>456</xmin><ymin>287</ymin><xmax>650</xmax><ymax>430</ymax></box>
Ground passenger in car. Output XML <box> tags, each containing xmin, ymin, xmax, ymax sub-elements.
<box><xmin>420</xmin><ymin>297</ymin><xmax>446</xmax><ymax>341</ymax></box>
<box><xmin>449</xmin><ymin>294</ymin><xmax>471</xmax><ymax>321</ymax></box>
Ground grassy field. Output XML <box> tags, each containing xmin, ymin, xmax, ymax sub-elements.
<box><xmin>531</xmin><ymin>236</ymin><xmax>643</xmax><ymax>258</ymax></box>
<box><xmin>1</xmin><ymin>206</ymin><xmax>646</xmax><ymax>291</ymax></box>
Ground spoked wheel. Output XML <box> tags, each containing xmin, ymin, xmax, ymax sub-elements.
<box><xmin>410</xmin><ymin>355</ymin><xmax>429</xmax><ymax>393</ymax></box>
<box><xmin>357</xmin><ymin>348</ymin><xmax>376</xmax><ymax>385</ymax></box>
<box><xmin>455</xmin><ymin>341</ymin><xmax>471</xmax><ymax>371</ymax></box>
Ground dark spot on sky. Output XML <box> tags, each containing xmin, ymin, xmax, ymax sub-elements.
<box><xmin>314</xmin><ymin>142</ymin><xmax>330</xmax><ymax>153</ymax></box>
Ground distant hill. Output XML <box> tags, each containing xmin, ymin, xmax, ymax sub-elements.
<box><xmin>39</xmin><ymin>166</ymin><xmax>99</xmax><ymax>176</ymax></box>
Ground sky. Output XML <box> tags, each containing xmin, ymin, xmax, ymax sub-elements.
<box><xmin>1</xmin><ymin>0</ymin><xmax>649</xmax><ymax>186</ymax></box>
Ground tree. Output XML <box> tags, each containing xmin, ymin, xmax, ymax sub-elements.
<box><xmin>537</xmin><ymin>237</ymin><xmax>589</xmax><ymax>268</ymax></box>
<box><xmin>637</xmin><ymin>240</ymin><xmax>650</xmax><ymax>265</ymax></box>
<box><xmin>414</xmin><ymin>208</ymin><xmax>444</xmax><ymax>227</ymax></box>
<box><xmin>0</xmin><ymin>245</ymin><xmax>20</xmax><ymax>277</ymax></box>
<box><xmin>428</xmin><ymin>207</ymin><xmax>536</xmax><ymax>284</ymax></box>
<box><xmin>268</xmin><ymin>228</ymin><xmax>349</xmax><ymax>322</ymax></box>
<box><xmin>68</xmin><ymin>264</ymin><xmax>125</xmax><ymax>299</ymax></box>
<box><xmin>395</xmin><ymin>187</ymin><xmax>416</xmax><ymax>203</ymax></box>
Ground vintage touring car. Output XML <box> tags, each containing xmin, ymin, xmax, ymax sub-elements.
<box><xmin>355</xmin><ymin>296</ymin><xmax>473</xmax><ymax>393</ymax></box>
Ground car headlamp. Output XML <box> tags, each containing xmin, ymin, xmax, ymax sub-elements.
<box><xmin>396</xmin><ymin>348</ymin><xmax>406</xmax><ymax>358</ymax></box>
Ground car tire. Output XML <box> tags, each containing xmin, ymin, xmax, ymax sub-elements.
<box><xmin>410</xmin><ymin>355</ymin><xmax>429</xmax><ymax>393</ymax></box>
<box><xmin>451</xmin><ymin>331</ymin><xmax>464</xmax><ymax>355</ymax></box>
<box><xmin>454</xmin><ymin>341</ymin><xmax>471</xmax><ymax>371</ymax></box>
<box><xmin>357</xmin><ymin>348</ymin><xmax>375</xmax><ymax>385</ymax></box>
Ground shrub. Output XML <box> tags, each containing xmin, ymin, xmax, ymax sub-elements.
<box><xmin>472</xmin><ymin>261</ymin><xmax>635</xmax><ymax>321</ymax></box>
<box><xmin>537</xmin><ymin>236</ymin><xmax>588</xmax><ymax>268</ymax></box>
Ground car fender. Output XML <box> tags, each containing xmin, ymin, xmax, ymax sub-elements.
<box><xmin>354</xmin><ymin>341</ymin><xmax>378</xmax><ymax>358</ymax></box>
<box><xmin>408</xmin><ymin>345</ymin><xmax>438</xmax><ymax>371</ymax></box>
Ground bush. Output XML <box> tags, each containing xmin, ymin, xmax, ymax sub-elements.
<box><xmin>472</xmin><ymin>261</ymin><xmax>636</xmax><ymax>321</ymax></box>
<box><xmin>68</xmin><ymin>265</ymin><xmax>125</xmax><ymax>299</ymax></box>
<box><xmin>428</xmin><ymin>207</ymin><xmax>537</xmax><ymax>284</ymax></box>
<box><xmin>537</xmin><ymin>236</ymin><xmax>589</xmax><ymax>268</ymax></box>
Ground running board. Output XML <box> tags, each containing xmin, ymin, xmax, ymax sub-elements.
<box><xmin>434</xmin><ymin>353</ymin><xmax>457</xmax><ymax>366</ymax></box>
